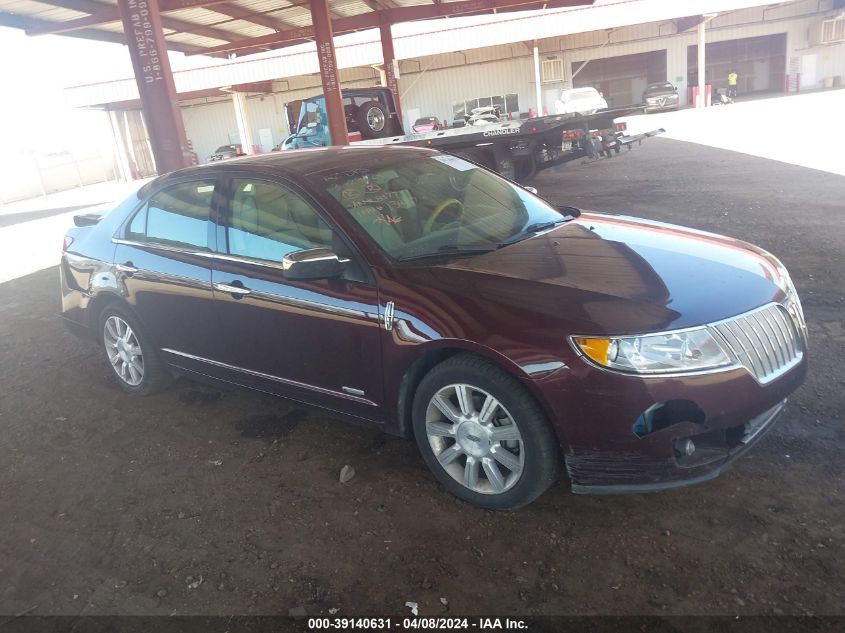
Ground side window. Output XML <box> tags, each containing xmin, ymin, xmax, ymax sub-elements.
<box><xmin>227</xmin><ymin>179</ymin><xmax>333</xmax><ymax>262</ymax></box>
<box><xmin>126</xmin><ymin>204</ymin><xmax>147</xmax><ymax>240</ymax></box>
<box><xmin>141</xmin><ymin>180</ymin><xmax>215</xmax><ymax>250</ymax></box>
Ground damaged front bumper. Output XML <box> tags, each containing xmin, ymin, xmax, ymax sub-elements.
<box><xmin>569</xmin><ymin>399</ymin><xmax>786</xmax><ymax>494</ymax></box>
<box><xmin>531</xmin><ymin>353</ymin><xmax>806</xmax><ymax>494</ymax></box>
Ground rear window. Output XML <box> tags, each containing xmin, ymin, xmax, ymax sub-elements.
<box><xmin>126</xmin><ymin>180</ymin><xmax>215</xmax><ymax>250</ymax></box>
<box><xmin>414</xmin><ymin>118</ymin><xmax>436</xmax><ymax>125</ymax></box>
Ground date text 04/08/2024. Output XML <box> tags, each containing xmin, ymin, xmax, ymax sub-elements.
<box><xmin>307</xmin><ymin>617</ymin><xmax>528</xmax><ymax>630</ymax></box>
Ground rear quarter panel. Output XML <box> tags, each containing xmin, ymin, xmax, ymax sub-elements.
<box><xmin>60</xmin><ymin>188</ymin><xmax>146</xmax><ymax>332</ymax></box>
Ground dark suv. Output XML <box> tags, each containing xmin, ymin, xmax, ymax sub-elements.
<box><xmin>643</xmin><ymin>82</ymin><xmax>680</xmax><ymax>112</ymax></box>
<box><xmin>208</xmin><ymin>144</ymin><xmax>245</xmax><ymax>162</ymax></box>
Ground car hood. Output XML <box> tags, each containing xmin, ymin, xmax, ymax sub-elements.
<box><xmin>401</xmin><ymin>212</ymin><xmax>787</xmax><ymax>335</ymax></box>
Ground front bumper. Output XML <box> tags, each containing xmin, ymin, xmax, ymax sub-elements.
<box><xmin>532</xmin><ymin>352</ymin><xmax>807</xmax><ymax>494</ymax></box>
<box><xmin>644</xmin><ymin>98</ymin><xmax>679</xmax><ymax>112</ymax></box>
<box><xmin>569</xmin><ymin>399</ymin><xmax>787</xmax><ymax>494</ymax></box>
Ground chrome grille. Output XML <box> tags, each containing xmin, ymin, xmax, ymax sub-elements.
<box><xmin>709</xmin><ymin>303</ymin><xmax>803</xmax><ymax>384</ymax></box>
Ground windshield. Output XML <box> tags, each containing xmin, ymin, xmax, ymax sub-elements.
<box><xmin>646</xmin><ymin>83</ymin><xmax>674</xmax><ymax>94</ymax></box>
<box><xmin>414</xmin><ymin>118</ymin><xmax>436</xmax><ymax>125</ymax></box>
<box><xmin>214</xmin><ymin>146</ymin><xmax>234</xmax><ymax>153</ymax></box>
<box><xmin>567</xmin><ymin>90</ymin><xmax>598</xmax><ymax>100</ymax></box>
<box><xmin>311</xmin><ymin>154</ymin><xmax>568</xmax><ymax>261</ymax></box>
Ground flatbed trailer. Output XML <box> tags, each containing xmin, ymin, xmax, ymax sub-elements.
<box><xmin>282</xmin><ymin>88</ymin><xmax>662</xmax><ymax>182</ymax></box>
<box><xmin>358</xmin><ymin>107</ymin><xmax>662</xmax><ymax>182</ymax></box>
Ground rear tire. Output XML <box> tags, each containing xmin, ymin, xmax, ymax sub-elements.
<box><xmin>412</xmin><ymin>354</ymin><xmax>560</xmax><ymax>509</ymax></box>
<box><xmin>99</xmin><ymin>305</ymin><xmax>171</xmax><ymax>395</ymax></box>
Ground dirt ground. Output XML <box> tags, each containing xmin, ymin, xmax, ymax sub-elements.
<box><xmin>1</xmin><ymin>138</ymin><xmax>843</xmax><ymax>618</ymax></box>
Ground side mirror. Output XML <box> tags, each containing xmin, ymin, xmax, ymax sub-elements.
<box><xmin>282</xmin><ymin>248</ymin><xmax>348</xmax><ymax>281</ymax></box>
<box><xmin>524</xmin><ymin>186</ymin><xmax>539</xmax><ymax>195</ymax></box>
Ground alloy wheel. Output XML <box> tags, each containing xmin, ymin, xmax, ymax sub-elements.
<box><xmin>425</xmin><ymin>383</ymin><xmax>524</xmax><ymax>495</ymax></box>
<box><xmin>103</xmin><ymin>315</ymin><xmax>145</xmax><ymax>387</ymax></box>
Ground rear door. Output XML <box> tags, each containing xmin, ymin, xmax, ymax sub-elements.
<box><xmin>210</xmin><ymin>175</ymin><xmax>385</xmax><ymax>421</ymax></box>
<box><xmin>113</xmin><ymin>178</ymin><xmax>222</xmax><ymax>373</ymax></box>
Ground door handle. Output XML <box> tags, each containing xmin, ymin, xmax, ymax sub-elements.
<box><xmin>116</xmin><ymin>262</ymin><xmax>138</xmax><ymax>275</ymax></box>
<box><xmin>214</xmin><ymin>282</ymin><xmax>252</xmax><ymax>297</ymax></box>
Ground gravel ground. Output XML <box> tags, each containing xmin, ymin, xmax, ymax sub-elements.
<box><xmin>1</xmin><ymin>138</ymin><xmax>843</xmax><ymax>618</ymax></box>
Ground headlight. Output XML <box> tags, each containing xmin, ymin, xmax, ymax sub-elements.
<box><xmin>570</xmin><ymin>328</ymin><xmax>734</xmax><ymax>375</ymax></box>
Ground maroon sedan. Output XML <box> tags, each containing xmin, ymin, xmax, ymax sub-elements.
<box><xmin>60</xmin><ymin>146</ymin><xmax>807</xmax><ymax>509</ymax></box>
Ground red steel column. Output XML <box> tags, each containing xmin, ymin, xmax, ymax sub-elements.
<box><xmin>379</xmin><ymin>22</ymin><xmax>402</xmax><ymax>128</ymax></box>
<box><xmin>118</xmin><ymin>0</ymin><xmax>190</xmax><ymax>173</ymax></box>
<box><xmin>310</xmin><ymin>0</ymin><xmax>348</xmax><ymax>145</ymax></box>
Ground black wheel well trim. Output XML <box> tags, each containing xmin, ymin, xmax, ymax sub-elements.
<box><xmin>394</xmin><ymin>343</ymin><xmax>565</xmax><ymax>449</ymax></box>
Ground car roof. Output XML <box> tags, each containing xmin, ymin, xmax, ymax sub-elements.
<box><xmin>149</xmin><ymin>145</ymin><xmax>438</xmax><ymax>190</ymax></box>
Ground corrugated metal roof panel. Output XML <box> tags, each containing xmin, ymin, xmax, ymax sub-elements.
<box><xmin>164</xmin><ymin>7</ymin><xmax>226</xmax><ymax>25</ymax></box>
<box><xmin>216</xmin><ymin>20</ymin><xmax>276</xmax><ymax>37</ymax></box>
<box><xmin>64</xmin><ymin>0</ymin><xmax>806</xmax><ymax>107</ymax></box>
<box><xmin>236</xmin><ymin>0</ymin><xmax>298</xmax><ymax>14</ymax></box>
<box><xmin>267</xmin><ymin>9</ymin><xmax>312</xmax><ymax>27</ymax></box>
<box><xmin>166</xmin><ymin>32</ymin><xmax>231</xmax><ymax>47</ymax></box>
<box><xmin>1</xmin><ymin>0</ymin><xmax>87</xmax><ymax>20</ymax></box>
<box><xmin>330</xmin><ymin>0</ymin><xmax>373</xmax><ymax>17</ymax></box>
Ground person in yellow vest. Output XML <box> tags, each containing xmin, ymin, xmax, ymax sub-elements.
<box><xmin>728</xmin><ymin>71</ymin><xmax>738</xmax><ymax>98</ymax></box>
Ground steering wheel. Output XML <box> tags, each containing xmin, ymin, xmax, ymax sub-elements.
<box><xmin>424</xmin><ymin>198</ymin><xmax>464</xmax><ymax>233</ymax></box>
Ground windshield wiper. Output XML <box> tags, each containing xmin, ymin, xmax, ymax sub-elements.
<box><xmin>497</xmin><ymin>216</ymin><xmax>573</xmax><ymax>248</ymax></box>
<box><xmin>397</xmin><ymin>244</ymin><xmax>495</xmax><ymax>262</ymax></box>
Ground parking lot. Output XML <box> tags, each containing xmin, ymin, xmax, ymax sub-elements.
<box><xmin>1</xmin><ymin>135</ymin><xmax>843</xmax><ymax>618</ymax></box>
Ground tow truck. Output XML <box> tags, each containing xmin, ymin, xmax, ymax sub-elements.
<box><xmin>281</xmin><ymin>87</ymin><xmax>663</xmax><ymax>182</ymax></box>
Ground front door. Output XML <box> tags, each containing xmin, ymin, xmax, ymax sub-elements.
<box><xmin>211</xmin><ymin>176</ymin><xmax>385</xmax><ymax>422</ymax></box>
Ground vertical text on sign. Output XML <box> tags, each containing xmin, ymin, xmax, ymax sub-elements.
<box><xmin>127</xmin><ymin>0</ymin><xmax>163</xmax><ymax>84</ymax></box>
<box><xmin>318</xmin><ymin>42</ymin><xmax>339</xmax><ymax>92</ymax></box>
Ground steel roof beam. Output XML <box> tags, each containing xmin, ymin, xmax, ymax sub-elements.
<box><xmin>26</xmin><ymin>0</ymin><xmax>246</xmax><ymax>36</ymax></box>
<box><xmin>193</xmin><ymin>0</ymin><xmax>591</xmax><ymax>55</ymax></box>
<box><xmin>0</xmin><ymin>10</ymin><xmax>213</xmax><ymax>53</ymax></box>
<box><xmin>210</xmin><ymin>3</ymin><xmax>302</xmax><ymax>31</ymax></box>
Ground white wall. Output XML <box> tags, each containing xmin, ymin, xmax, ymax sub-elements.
<box><xmin>171</xmin><ymin>0</ymin><xmax>845</xmax><ymax>154</ymax></box>
<box><xmin>398</xmin><ymin>56</ymin><xmax>535</xmax><ymax>125</ymax></box>
<box><xmin>0</xmin><ymin>149</ymin><xmax>118</xmax><ymax>204</ymax></box>
<box><xmin>180</xmin><ymin>100</ymin><xmax>239</xmax><ymax>164</ymax></box>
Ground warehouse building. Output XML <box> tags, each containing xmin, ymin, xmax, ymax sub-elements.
<box><xmin>63</xmin><ymin>0</ymin><xmax>845</xmax><ymax>174</ymax></box>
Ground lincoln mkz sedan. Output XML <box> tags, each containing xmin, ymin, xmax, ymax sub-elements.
<box><xmin>60</xmin><ymin>146</ymin><xmax>808</xmax><ymax>509</ymax></box>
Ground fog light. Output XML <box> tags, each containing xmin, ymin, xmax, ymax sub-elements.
<box><xmin>675</xmin><ymin>438</ymin><xmax>696</xmax><ymax>458</ymax></box>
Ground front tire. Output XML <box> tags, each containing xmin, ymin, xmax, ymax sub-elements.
<box><xmin>412</xmin><ymin>354</ymin><xmax>561</xmax><ymax>509</ymax></box>
<box><xmin>99</xmin><ymin>305</ymin><xmax>171</xmax><ymax>395</ymax></box>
